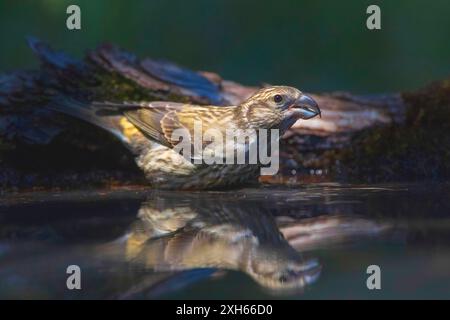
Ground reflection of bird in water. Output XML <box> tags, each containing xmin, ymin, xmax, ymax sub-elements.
<box><xmin>0</xmin><ymin>189</ymin><xmax>391</xmax><ymax>299</ymax></box>
<box><xmin>121</xmin><ymin>195</ymin><xmax>321</xmax><ymax>292</ymax></box>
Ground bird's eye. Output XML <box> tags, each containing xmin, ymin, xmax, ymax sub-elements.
<box><xmin>273</xmin><ymin>94</ymin><xmax>283</xmax><ymax>103</ymax></box>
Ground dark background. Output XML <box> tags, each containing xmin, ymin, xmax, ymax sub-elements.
<box><xmin>1</xmin><ymin>0</ymin><xmax>450</xmax><ymax>93</ymax></box>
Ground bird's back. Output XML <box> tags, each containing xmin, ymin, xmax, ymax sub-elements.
<box><xmin>47</xmin><ymin>97</ymin><xmax>260</xmax><ymax>189</ymax></box>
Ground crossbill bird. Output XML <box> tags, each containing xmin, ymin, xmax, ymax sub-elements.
<box><xmin>50</xmin><ymin>86</ymin><xmax>320</xmax><ymax>189</ymax></box>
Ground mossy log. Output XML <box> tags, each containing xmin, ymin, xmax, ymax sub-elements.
<box><xmin>0</xmin><ymin>38</ymin><xmax>448</xmax><ymax>191</ymax></box>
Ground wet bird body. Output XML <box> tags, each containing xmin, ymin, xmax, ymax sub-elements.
<box><xmin>51</xmin><ymin>86</ymin><xmax>320</xmax><ymax>189</ymax></box>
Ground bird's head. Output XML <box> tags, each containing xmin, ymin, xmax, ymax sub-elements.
<box><xmin>240</xmin><ymin>86</ymin><xmax>321</xmax><ymax>131</ymax></box>
<box><xmin>246</xmin><ymin>245</ymin><xmax>321</xmax><ymax>292</ymax></box>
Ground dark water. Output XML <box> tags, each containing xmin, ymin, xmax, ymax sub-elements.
<box><xmin>0</xmin><ymin>183</ymin><xmax>449</xmax><ymax>299</ymax></box>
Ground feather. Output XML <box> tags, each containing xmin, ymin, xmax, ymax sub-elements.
<box><xmin>93</xmin><ymin>101</ymin><xmax>239</xmax><ymax>155</ymax></box>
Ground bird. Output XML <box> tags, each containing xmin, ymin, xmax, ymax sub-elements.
<box><xmin>49</xmin><ymin>86</ymin><xmax>320</xmax><ymax>189</ymax></box>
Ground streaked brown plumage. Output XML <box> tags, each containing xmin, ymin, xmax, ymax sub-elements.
<box><xmin>51</xmin><ymin>86</ymin><xmax>320</xmax><ymax>189</ymax></box>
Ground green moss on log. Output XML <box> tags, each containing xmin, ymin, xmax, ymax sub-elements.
<box><xmin>333</xmin><ymin>79</ymin><xmax>450</xmax><ymax>182</ymax></box>
<box><xmin>87</xmin><ymin>70</ymin><xmax>193</xmax><ymax>103</ymax></box>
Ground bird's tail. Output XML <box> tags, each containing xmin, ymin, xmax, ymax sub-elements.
<box><xmin>46</xmin><ymin>96</ymin><xmax>147</xmax><ymax>154</ymax></box>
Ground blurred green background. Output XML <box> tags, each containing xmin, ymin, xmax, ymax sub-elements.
<box><xmin>0</xmin><ymin>0</ymin><xmax>449</xmax><ymax>93</ymax></box>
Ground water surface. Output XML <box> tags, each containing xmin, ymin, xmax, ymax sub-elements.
<box><xmin>0</xmin><ymin>183</ymin><xmax>449</xmax><ymax>299</ymax></box>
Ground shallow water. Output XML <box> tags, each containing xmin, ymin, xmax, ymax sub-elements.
<box><xmin>0</xmin><ymin>183</ymin><xmax>449</xmax><ymax>299</ymax></box>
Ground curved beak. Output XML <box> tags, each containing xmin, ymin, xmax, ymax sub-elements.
<box><xmin>293</xmin><ymin>94</ymin><xmax>321</xmax><ymax>119</ymax></box>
